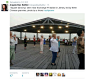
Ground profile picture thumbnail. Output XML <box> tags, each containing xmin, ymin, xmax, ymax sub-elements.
<box><xmin>49</xmin><ymin>73</ymin><xmax>52</xmax><ymax>76</ymax></box>
<box><xmin>57</xmin><ymin>73</ymin><xmax>61</xmax><ymax>76</ymax></box>
<box><xmin>1</xmin><ymin>4</ymin><xmax>8</xmax><ymax>11</ymax></box>
<box><xmin>62</xmin><ymin>73</ymin><xmax>65</xmax><ymax>77</ymax></box>
<box><xmin>36</xmin><ymin>73</ymin><xmax>39</xmax><ymax>76</ymax></box>
<box><xmin>40</xmin><ymin>73</ymin><xmax>44</xmax><ymax>76</ymax></box>
<box><xmin>45</xmin><ymin>73</ymin><xmax>48</xmax><ymax>76</ymax></box>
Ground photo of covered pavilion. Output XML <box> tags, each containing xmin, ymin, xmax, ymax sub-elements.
<box><xmin>10</xmin><ymin>17</ymin><xmax>85</xmax><ymax>69</ymax></box>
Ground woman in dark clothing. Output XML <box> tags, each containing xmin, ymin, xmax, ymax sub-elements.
<box><xmin>77</xmin><ymin>29</ymin><xmax>85</xmax><ymax>69</ymax></box>
<box><xmin>24</xmin><ymin>36</ymin><xmax>27</xmax><ymax>49</ymax></box>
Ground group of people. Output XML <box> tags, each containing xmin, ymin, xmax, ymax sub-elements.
<box><xmin>49</xmin><ymin>29</ymin><xmax>84</xmax><ymax>69</ymax></box>
<box><xmin>23</xmin><ymin>35</ymin><xmax>44</xmax><ymax>53</ymax></box>
<box><xmin>23</xmin><ymin>35</ymin><xmax>61</xmax><ymax>59</ymax></box>
<box><xmin>64</xmin><ymin>39</ymin><xmax>69</xmax><ymax>45</ymax></box>
<box><xmin>10</xmin><ymin>31</ymin><xmax>18</xmax><ymax>66</ymax></box>
<box><xmin>10</xmin><ymin>29</ymin><xmax>85</xmax><ymax>69</ymax></box>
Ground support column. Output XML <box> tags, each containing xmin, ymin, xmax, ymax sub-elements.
<box><xmin>37</xmin><ymin>33</ymin><xmax>38</xmax><ymax>40</ymax></box>
<box><xmin>69</xmin><ymin>33</ymin><xmax>71</xmax><ymax>41</ymax></box>
<box><xmin>25</xmin><ymin>32</ymin><xmax>26</xmax><ymax>36</ymax></box>
<box><xmin>20</xmin><ymin>32</ymin><xmax>22</xmax><ymax>40</ymax></box>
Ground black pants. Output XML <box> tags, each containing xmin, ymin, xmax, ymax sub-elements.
<box><xmin>34</xmin><ymin>42</ymin><xmax>36</xmax><ymax>45</ymax></box>
<box><xmin>24</xmin><ymin>43</ymin><xmax>27</xmax><ymax>47</ymax></box>
<box><xmin>15</xmin><ymin>44</ymin><xmax>17</xmax><ymax>52</ymax></box>
<box><xmin>58</xmin><ymin>47</ymin><xmax>60</xmax><ymax>52</ymax></box>
<box><xmin>49</xmin><ymin>43</ymin><xmax>51</xmax><ymax>48</ymax></box>
<box><xmin>78</xmin><ymin>53</ymin><xmax>85</xmax><ymax>69</ymax></box>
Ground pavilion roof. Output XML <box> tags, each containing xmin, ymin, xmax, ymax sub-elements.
<box><xmin>10</xmin><ymin>17</ymin><xmax>84</xmax><ymax>33</ymax></box>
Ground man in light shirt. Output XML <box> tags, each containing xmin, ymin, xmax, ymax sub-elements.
<box><xmin>50</xmin><ymin>33</ymin><xmax>58</xmax><ymax>66</ymax></box>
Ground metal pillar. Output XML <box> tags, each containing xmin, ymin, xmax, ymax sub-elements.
<box><xmin>69</xmin><ymin>33</ymin><xmax>71</xmax><ymax>41</ymax></box>
<box><xmin>37</xmin><ymin>33</ymin><xmax>38</xmax><ymax>40</ymax></box>
<box><xmin>25</xmin><ymin>32</ymin><xmax>26</xmax><ymax>36</ymax></box>
<box><xmin>20</xmin><ymin>32</ymin><xmax>22</xmax><ymax>40</ymax></box>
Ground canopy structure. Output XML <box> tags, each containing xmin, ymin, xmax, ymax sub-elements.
<box><xmin>10</xmin><ymin>17</ymin><xmax>84</xmax><ymax>33</ymax></box>
<box><xmin>10</xmin><ymin>17</ymin><xmax>85</xmax><ymax>40</ymax></box>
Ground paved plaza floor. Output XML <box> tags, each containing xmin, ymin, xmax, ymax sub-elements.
<box><xmin>10</xmin><ymin>44</ymin><xmax>79</xmax><ymax>69</ymax></box>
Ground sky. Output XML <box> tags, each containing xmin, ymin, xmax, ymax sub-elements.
<box><xmin>10</xmin><ymin>13</ymin><xmax>85</xmax><ymax>39</ymax></box>
<box><xmin>10</xmin><ymin>13</ymin><xmax>85</xmax><ymax>26</ymax></box>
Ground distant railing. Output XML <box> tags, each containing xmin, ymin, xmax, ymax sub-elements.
<box><xmin>18</xmin><ymin>40</ymin><xmax>72</xmax><ymax>45</ymax></box>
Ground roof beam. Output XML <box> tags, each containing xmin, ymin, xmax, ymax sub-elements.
<box><xmin>42</xmin><ymin>18</ymin><xmax>48</xmax><ymax>24</ymax></box>
<box><xmin>10</xmin><ymin>24</ymin><xmax>84</xmax><ymax>31</ymax></box>
<box><xmin>49</xmin><ymin>18</ymin><xmax>54</xmax><ymax>24</ymax></box>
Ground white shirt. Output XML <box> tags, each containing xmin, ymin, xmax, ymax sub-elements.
<box><xmin>40</xmin><ymin>38</ymin><xmax>44</xmax><ymax>45</ymax></box>
<box><xmin>10</xmin><ymin>38</ymin><xmax>15</xmax><ymax>46</ymax></box>
<box><xmin>65</xmin><ymin>40</ymin><xmax>67</xmax><ymax>43</ymax></box>
<box><xmin>50</xmin><ymin>38</ymin><xmax>58</xmax><ymax>52</ymax></box>
<box><xmin>15</xmin><ymin>38</ymin><xmax>18</xmax><ymax>44</ymax></box>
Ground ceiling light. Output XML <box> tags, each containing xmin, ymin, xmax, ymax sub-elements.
<box><xmin>66</xmin><ymin>25</ymin><xmax>69</xmax><ymax>27</ymax></box>
<box><xmin>32</xmin><ymin>25</ymin><xmax>35</xmax><ymax>28</ymax></box>
<box><xmin>58</xmin><ymin>26</ymin><xmax>62</xmax><ymax>29</ymax></box>
<box><xmin>52</xmin><ymin>31</ymin><xmax>54</xmax><ymax>33</ymax></box>
<box><xmin>37</xmin><ymin>30</ymin><xmax>40</xmax><ymax>33</ymax></box>
<box><xmin>65</xmin><ymin>31</ymin><xmax>68</xmax><ymax>33</ymax></box>
<box><xmin>24</xmin><ymin>29</ymin><xmax>27</xmax><ymax>31</ymax></box>
<box><xmin>40</xmin><ymin>26</ymin><xmax>44</xmax><ymax>29</ymax></box>
<box><xmin>50</xmin><ymin>26</ymin><xmax>53</xmax><ymax>29</ymax></box>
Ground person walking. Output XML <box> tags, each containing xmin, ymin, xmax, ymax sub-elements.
<box><xmin>77</xmin><ymin>30</ymin><xmax>85</xmax><ymax>69</ymax></box>
<box><xmin>40</xmin><ymin>35</ymin><xmax>44</xmax><ymax>53</ymax></box>
<box><xmin>50</xmin><ymin>33</ymin><xmax>58</xmax><ymax>65</ymax></box>
<box><xmin>33</xmin><ymin>35</ymin><xmax>36</xmax><ymax>47</ymax></box>
<box><xmin>10</xmin><ymin>31</ymin><xmax>15</xmax><ymax>66</ymax></box>
<box><xmin>72</xmin><ymin>37</ymin><xmax>77</xmax><ymax>54</ymax></box>
<box><xmin>24</xmin><ymin>36</ymin><xmax>27</xmax><ymax>49</ymax></box>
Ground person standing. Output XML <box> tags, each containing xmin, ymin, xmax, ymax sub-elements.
<box><xmin>77</xmin><ymin>30</ymin><xmax>84</xmax><ymax>69</ymax></box>
<box><xmin>38</xmin><ymin>37</ymin><xmax>40</xmax><ymax>42</ymax></box>
<box><xmin>63</xmin><ymin>38</ymin><xmax>65</xmax><ymax>42</ymax></box>
<box><xmin>44</xmin><ymin>38</ymin><xmax>46</xmax><ymax>45</ymax></box>
<box><xmin>24</xmin><ymin>36</ymin><xmax>27</xmax><ymax>49</ymax></box>
<box><xmin>33</xmin><ymin>35</ymin><xmax>36</xmax><ymax>47</ymax></box>
<box><xmin>50</xmin><ymin>33</ymin><xmax>58</xmax><ymax>65</ymax></box>
<box><xmin>65</xmin><ymin>39</ymin><xmax>67</xmax><ymax>45</ymax></box>
<box><xmin>10</xmin><ymin>31</ymin><xmax>15</xmax><ymax>66</ymax></box>
<box><xmin>56</xmin><ymin>36</ymin><xmax>60</xmax><ymax>57</ymax></box>
<box><xmin>49</xmin><ymin>35</ymin><xmax>51</xmax><ymax>49</ymax></box>
<box><xmin>72</xmin><ymin>37</ymin><xmax>77</xmax><ymax>54</ymax></box>
<box><xmin>40</xmin><ymin>35</ymin><xmax>44</xmax><ymax>53</ymax></box>
<box><xmin>14</xmin><ymin>34</ymin><xmax>18</xmax><ymax>53</ymax></box>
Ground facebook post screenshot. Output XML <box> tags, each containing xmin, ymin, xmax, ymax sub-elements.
<box><xmin>0</xmin><ymin>0</ymin><xmax>86</xmax><ymax>79</ymax></box>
